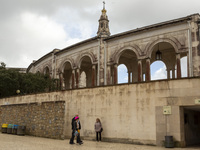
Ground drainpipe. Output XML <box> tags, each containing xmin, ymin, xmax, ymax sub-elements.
<box><xmin>104</xmin><ymin>41</ymin><xmax>107</xmax><ymax>85</ymax></box>
<box><xmin>97</xmin><ymin>39</ymin><xmax>100</xmax><ymax>86</ymax></box>
<box><xmin>187</xmin><ymin>21</ymin><xmax>193</xmax><ymax>77</ymax></box>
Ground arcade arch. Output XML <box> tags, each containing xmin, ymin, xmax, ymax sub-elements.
<box><xmin>79</xmin><ymin>56</ymin><xmax>96</xmax><ymax>87</ymax></box>
<box><xmin>151</xmin><ymin>61</ymin><xmax>167</xmax><ymax>80</ymax></box>
<box><xmin>62</xmin><ymin>61</ymin><xmax>73</xmax><ymax>90</ymax></box>
<box><xmin>118</xmin><ymin>64</ymin><xmax>128</xmax><ymax>84</ymax></box>
<box><xmin>149</xmin><ymin>41</ymin><xmax>185</xmax><ymax>80</ymax></box>
<box><xmin>115</xmin><ymin>49</ymin><xmax>138</xmax><ymax>84</ymax></box>
<box><xmin>43</xmin><ymin>66</ymin><xmax>50</xmax><ymax>76</ymax></box>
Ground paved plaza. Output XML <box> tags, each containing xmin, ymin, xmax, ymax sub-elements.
<box><xmin>0</xmin><ymin>133</ymin><xmax>199</xmax><ymax>150</ymax></box>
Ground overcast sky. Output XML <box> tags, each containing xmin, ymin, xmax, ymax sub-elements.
<box><xmin>0</xmin><ymin>0</ymin><xmax>200</xmax><ymax>69</ymax></box>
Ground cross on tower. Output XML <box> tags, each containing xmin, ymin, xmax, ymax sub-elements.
<box><xmin>103</xmin><ymin>1</ymin><xmax>105</xmax><ymax>9</ymax></box>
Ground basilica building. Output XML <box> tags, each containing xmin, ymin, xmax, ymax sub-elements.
<box><xmin>27</xmin><ymin>4</ymin><xmax>200</xmax><ymax>89</ymax></box>
<box><xmin>8</xmin><ymin>4</ymin><xmax>200</xmax><ymax>147</ymax></box>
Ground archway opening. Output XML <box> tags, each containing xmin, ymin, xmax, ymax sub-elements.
<box><xmin>63</xmin><ymin>62</ymin><xmax>72</xmax><ymax>89</ymax></box>
<box><xmin>118</xmin><ymin>64</ymin><xmax>128</xmax><ymax>84</ymax></box>
<box><xmin>181</xmin><ymin>56</ymin><xmax>187</xmax><ymax>77</ymax></box>
<box><xmin>79</xmin><ymin>71</ymin><xmax>86</xmax><ymax>88</ymax></box>
<box><xmin>44</xmin><ymin>67</ymin><xmax>50</xmax><ymax>76</ymax></box>
<box><xmin>117</xmin><ymin>50</ymin><xmax>137</xmax><ymax>84</ymax></box>
<box><xmin>150</xmin><ymin>42</ymin><xmax>176</xmax><ymax>80</ymax></box>
<box><xmin>151</xmin><ymin>61</ymin><xmax>167</xmax><ymax>80</ymax></box>
<box><xmin>80</xmin><ymin>56</ymin><xmax>93</xmax><ymax>87</ymax></box>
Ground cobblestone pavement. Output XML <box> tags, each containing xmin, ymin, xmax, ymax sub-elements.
<box><xmin>0</xmin><ymin>133</ymin><xmax>199</xmax><ymax>150</ymax></box>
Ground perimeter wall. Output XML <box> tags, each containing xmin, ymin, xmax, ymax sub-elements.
<box><xmin>0</xmin><ymin>78</ymin><xmax>200</xmax><ymax>146</ymax></box>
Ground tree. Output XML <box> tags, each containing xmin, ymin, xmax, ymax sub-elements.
<box><xmin>0</xmin><ymin>62</ymin><xmax>59</xmax><ymax>98</ymax></box>
<box><xmin>0</xmin><ymin>62</ymin><xmax>6</xmax><ymax>69</ymax></box>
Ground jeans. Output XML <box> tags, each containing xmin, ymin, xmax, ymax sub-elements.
<box><xmin>96</xmin><ymin>132</ymin><xmax>101</xmax><ymax>141</ymax></box>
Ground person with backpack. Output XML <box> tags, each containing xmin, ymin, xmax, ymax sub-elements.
<box><xmin>69</xmin><ymin>115</ymin><xmax>83</xmax><ymax>145</ymax></box>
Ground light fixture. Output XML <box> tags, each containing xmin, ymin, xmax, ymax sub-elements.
<box><xmin>156</xmin><ymin>44</ymin><xmax>162</xmax><ymax>60</ymax></box>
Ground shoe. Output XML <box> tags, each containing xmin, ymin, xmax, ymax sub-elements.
<box><xmin>79</xmin><ymin>142</ymin><xmax>83</xmax><ymax>145</ymax></box>
<box><xmin>69</xmin><ymin>142</ymin><xmax>75</xmax><ymax>144</ymax></box>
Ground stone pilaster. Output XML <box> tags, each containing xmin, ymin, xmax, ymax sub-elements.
<box><xmin>92</xmin><ymin>65</ymin><xmax>96</xmax><ymax>87</ymax></box>
<box><xmin>113</xmin><ymin>64</ymin><xmax>118</xmax><ymax>85</ymax></box>
<box><xmin>145</xmin><ymin>58</ymin><xmax>151</xmax><ymax>81</ymax></box>
<box><xmin>176</xmin><ymin>53</ymin><xmax>181</xmax><ymax>79</ymax></box>
<box><xmin>138</xmin><ymin>60</ymin><xmax>142</xmax><ymax>82</ymax></box>
<box><xmin>76</xmin><ymin>68</ymin><xmax>80</xmax><ymax>88</ymax></box>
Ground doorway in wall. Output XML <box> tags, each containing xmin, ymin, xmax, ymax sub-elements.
<box><xmin>183</xmin><ymin>106</ymin><xmax>200</xmax><ymax>147</ymax></box>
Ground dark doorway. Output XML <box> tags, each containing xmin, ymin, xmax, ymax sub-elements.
<box><xmin>184</xmin><ymin>106</ymin><xmax>200</xmax><ymax>147</ymax></box>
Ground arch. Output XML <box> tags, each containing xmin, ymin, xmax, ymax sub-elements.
<box><xmin>151</xmin><ymin>61</ymin><xmax>167</xmax><ymax>80</ymax></box>
<box><xmin>112</xmin><ymin>45</ymin><xmax>141</xmax><ymax>64</ymax></box>
<box><xmin>146</xmin><ymin>37</ymin><xmax>182</xmax><ymax>58</ymax></box>
<box><xmin>59</xmin><ymin>58</ymin><xmax>74</xmax><ymax>73</ymax></box>
<box><xmin>118</xmin><ymin>64</ymin><xmax>128</xmax><ymax>84</ymax></box>
<box><xmin>76</xmin><ymin>52</ymin><xmax>96</xmax><ymax>68</ymax></box>
<box><xmin>62</xmin><ymin>61</ymin><xmax>73</xmax><ymax>90</ymax></box>
<box><xmin>43</xmin><ymin>65</ymin><xmax>51</xmax><ymax>75</ymax></box>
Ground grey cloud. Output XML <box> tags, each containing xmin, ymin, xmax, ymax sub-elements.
<box><xmin>0</xmin><ymin>0</ymin><xmax>200</xmax><ymax>67</ymax></box>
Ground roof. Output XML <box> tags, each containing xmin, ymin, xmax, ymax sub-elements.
<box><xmin>104</xmin><ymin>13</ymin><xmax>199</xmax><ymax>41</ymax></box>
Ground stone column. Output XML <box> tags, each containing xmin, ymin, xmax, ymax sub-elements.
<box><xmin>167</xmin><ymin>69</ymin><xmax>170</xmax><ymax>79</ymax></box>
<box><xmin>92</xmin><ymin>64</ymin><xmax>96</xmax><ymax>87</ymax></box>
<box><xmin>76</xmin><ymin>68</ymin><xmax>80</xmax><ymax>88</ymax></box>
<box><xmin>172</xmin><ymin>68</ymin><xmax>175</xmax><ymax>79</ymax></box>
<box><xmin>145</xmin><ymin>58</ymin><xmax>151</xmax><ymax>81</ymax></box>
<box><xmin>113</xmin><ymin>64</ymin><xmax>118</xmax><ymax>85</ymax></box>
<box><xmin>71</xmin><ymin>70</ymin><xmax>75</xmax><ymax>89</ymax></box>
<box><xmin>176</xmin><ymin>53</ymin><xmax>181</xmax><ymax>79</ymax></box>
<box><xmin>128</xmin><ymin>71</ymin><xmax>131</xmax><ymax>83</ymax></box>
<box><xmin>138</xmin><ymin>60</ymin><xmax>142</xmax><ymax>82</ymax></box>
<box><xmin>59</xmin><ymin>72</ymin><xmax>64</xmax><ymax>90</ymax></box>
<box><xmin>107</xmin><ymin>65</ymin><xmax>111</xmax><ymax>85</ymax></box>
<box><xmin>187</xmin><ymin>52</ymin><xmax>190</xmax><ymax>77</ymax></box>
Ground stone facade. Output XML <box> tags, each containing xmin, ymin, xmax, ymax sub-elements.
<box><xmin>0</xmin><ymin>101</ymin><xmax>65</xmax><ymax>139</ymax></box>
<box><xmin>0</xmin><ymin>78</ymin><xmax>200</xmax><ymax>147</ymax></box>
<box><xmin>27</xmin><ymin>12</ymin><xmax>200</xmax><ymax>89</ymax></box>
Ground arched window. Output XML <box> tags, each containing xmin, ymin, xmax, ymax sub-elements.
<box><xmin>118</xmin><ymin>64</ymin><xmax>128</xmax><ymax>84</ymax></box>
<box><xmin>151</xmin><ymin>61</ymin><xmax>167</xmax><ymax>80</ymax></box>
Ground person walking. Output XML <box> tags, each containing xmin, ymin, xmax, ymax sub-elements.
<box><xmin>94</xmin><ymin>118</ymin><xmax>103</xmax><ymax>142</ymax></box>
<box><xmin>69</xmin><ymin>115</ymin><xmax>83</xmax><ymax>145</ymax></box>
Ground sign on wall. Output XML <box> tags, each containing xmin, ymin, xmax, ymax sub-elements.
<box><xmin>163</xmin><ymin>106</ymin><xmax>171</xmax><ymax>115</ymax></box>
<box><xmin>195</xmin><ymin>99</ymin><xmax>200</xmax><ymax>104</ymax></box>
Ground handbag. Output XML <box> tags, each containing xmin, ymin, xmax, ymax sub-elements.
<box><xmin>74</xmin><ymin>130</ymin><xmax>79</xmax><ymax>136</ymax></box>
<box><xmin>100</xmin><ymin>128</ymin><xmax>103</xmax><ymax>132</ymax></box>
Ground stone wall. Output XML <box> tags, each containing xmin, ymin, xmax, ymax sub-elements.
<box><xmin>0</xmin><ymin>101</ymin><xmax>65</xmax><ymax>139</ymax></box>
<box><xmin>1</xmin><ymin>78</ymin><xmax>200</xmax><ymax>147</ymax></box>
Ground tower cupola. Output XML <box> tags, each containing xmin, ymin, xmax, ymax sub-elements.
<box><xmin>97</xmin><ymin>1</ymin><xmax>111</xmax><ymax>37</ymax></box>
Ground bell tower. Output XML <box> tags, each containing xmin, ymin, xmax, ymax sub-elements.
<box><xmin>97</xmin><ymin>1</ymin><xmax>111</xmax><ymax>37</ymax></box>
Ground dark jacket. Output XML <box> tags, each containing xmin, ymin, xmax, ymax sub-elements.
<box><xmin>71</xmin><ymin>117</ymin><xmax>75</xmax><ymax>130</ymax></box>
<box><xmin>72</xmin><ymin>118</ymin><xmax>81</xmax><ymax>131</ymax></box>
